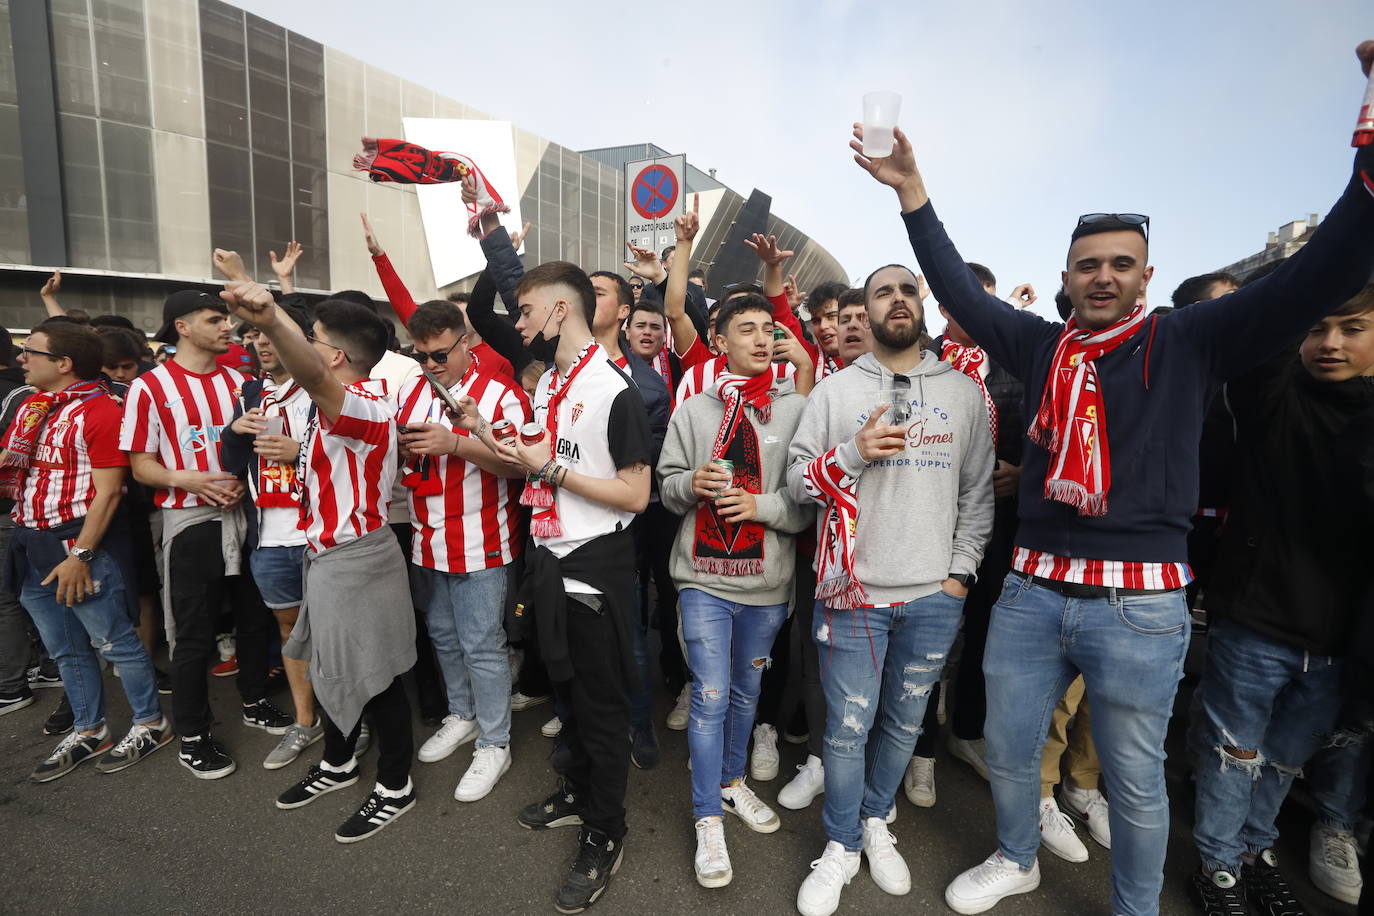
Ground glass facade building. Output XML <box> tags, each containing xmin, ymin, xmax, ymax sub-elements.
<box><xmin>0</xmin><ymin>0</ymin><xmax>847</xmax><ymax>334</ymax></box>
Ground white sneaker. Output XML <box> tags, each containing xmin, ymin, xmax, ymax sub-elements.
<box><xmin>540</xmin><ymin>715</ymin><xmax>562</xmax><ymax>738</ymax></box>
<box><xmin>945</xmin><ymin>851</ymin><xmax>1040</xmax><ymax>914</ymax></box>
<box><xmin>417</xmin><ymin>715</ymin><xmax>477</xmax><ymax>763</ymax></box>
<box><xmin>903</xmin><ymin>755</ymin><xmax>936</xmax><ymax>807</ymax></box>
<box><xmin>863</xmin><ymin>816</ymin><xmax>911</xmax><ymax>895</ymax></box>
<box><xmin>1038</xmin><ymin>797</ymin><xmax>1088</xmax><ymax>863</ymax></box>
<box><xmin>720</xmin><ymin>778</ymin><xmax>780</xmax><ymax>833</ymax></box>
<box><xmin>666</xmin><ymin>685</ymin><xmax>691</xmax><ymax>731</ymax></box>
<box><xmin>1059</xmin><ymin>783</ymin><xmax>1111</xmax><ymax>849</ymax></box>
<box><xmin>948</xmin><ymin>735</ymin><xmax>990</xmax><ymax>781</ymax></box>
<box><xmin>454</xmin><ymin>745</ymin><xmax>511</xmax><ymax>802</ymax></box>
<box><xmin>778</xmin><ymin>754</ymin><xmax>825</xmax><ymax>810</ymax></box>
<box><xmin>694</xmin><ymin>816</ymin><xmax>732</xmax><ymax>888</ymax></box>
<box><xmin>751</xmin><ymin>723</ymin><xmax>779</xmax><ymax>781</ymax></box>
<box><xmin>1309</xmin><ymin>822</ymin><xmax>1362</xmax><ymax>904</ymax></box>
<box><xmin>797</xmin><ymin>840</ymin><xmax>860</xmax><ymax>916</ymax></box>
<box><xmin>510</xmin><ymin>691</ymin><xmax>550</xmax><ymax>712</ymax></box>
<box><xmin>885</xmin><ymin>804</ymin><xmax>897</xmax><ymax>824</ymax></box>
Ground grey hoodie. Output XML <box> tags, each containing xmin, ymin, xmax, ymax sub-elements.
<box><xmin>786</xmin><ymin>351</ymin><xmax>995</xmax><ymax>606</ymax></box>
<box><xmin>658</xmin><ymin>377</ymin><xmax>814</xmax><ymax>607</ymax></box>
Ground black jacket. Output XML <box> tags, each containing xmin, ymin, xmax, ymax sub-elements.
<box><xmin>1205</xmin><ymin>358</ymin><xmax>1374</xmax><ymax>655</ymax></box>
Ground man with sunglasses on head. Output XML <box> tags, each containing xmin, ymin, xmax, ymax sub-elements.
<box><xmin>852</xmin><ymin>41</ymin><xmax>1374</xmax><ymax>916</ymax></box>
<box><xmin>395</xmin><ymin>301</ymin><xmax>531</xmax><ymax>803</ymax></box>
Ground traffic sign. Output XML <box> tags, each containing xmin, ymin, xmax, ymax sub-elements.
<box><xmin>624</xmin><ymin>154</ymin><xmax>686</xmax><ymax>252</ymax></box>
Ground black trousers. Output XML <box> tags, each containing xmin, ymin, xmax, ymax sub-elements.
<box><xmin>390</xmin><ymin>523</ymin><xmax>447</xmax><ymax>720</ymax></box>
<box><xmin>756</xmin><ymin>554</ymin><xmax>825</xmax><ymax>757</ymax></box>
<box><xmin>554</xmin><ymin>596</ymin><xmax>631</xmax><ymax>841</ymax></box>
<box><xmin>636</xmin><ymin>504</ymin><xmax>687</xmax><ymax>693</ymax></box>
<box><xmin>322</xmin><ymin>676</ymin><xmax>414</xmax><ymax>790</ymax></box>
<box><xmin>167</xmin><ymin>519</ymin><xmax>274</xmax><ymax>737</ymax></box>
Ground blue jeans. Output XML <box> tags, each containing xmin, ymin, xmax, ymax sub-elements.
<box><xmin>248</xmin><ymin>544</ymin><xmax>305</xmax><ymax>609</ymax></box>
<box><xmin>680</xmin><ymin>588</ymin><xmax>787</xmax><ymax>819</ymax></box>
<box><xmin>1309</xmin><ymin>738</ymin><xmax>1372</xmax><ymax>833</ymax></box>
<box><xmin>421</xmin><ymin>564</ymin><xmax>510</xmax><ymax>748</ymax></box>
<box><xmin>20</xmin><ymin>551</ymin><xmax>161</xmax><ymax>731</ymax></box>
<box><xmin>983</xmin><ymin>574</ymin><xmax>1189</xmax><ymax>916</ymax></box>
<box><xmin>1193</xmin><ymin>619</ymin><xmax>1344</xmax><ymax>872</ymax></box>
<box><xmin>817</xmin><ymin>590</ymin><xmax>965</xmax><ymax>850</ymax></box>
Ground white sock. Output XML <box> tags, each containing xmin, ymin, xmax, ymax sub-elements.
<box><xmin>376</xmin><ymin>778</ymin><xmax>412</xmax><ymax>798</ymax></box>
<box><xmin>319</xmin><ymin>756</ymin><xmax>356</xmax><ymax>775</ymax></box>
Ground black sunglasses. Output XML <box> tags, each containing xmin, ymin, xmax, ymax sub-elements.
<box><xmin>412</xmin><ymin>340</ymin><xmax>461</xmax><ymax>365</ymax></box>
<box><xmin>1076</xmin><ymin>212</ymin><xmax>1150</xmax><ymax>239</ymax></box>
<box><xmin>722</xmin><ymin>281</ymin><xmax>764</xmax><ymax>296</ymax></box>
<box><xmin>628</xmin><ymin>280</ymin><xmax>644</xmax><ymax>290</ymax></box>
<box><xmin>307</xmin><ymin>335</ymin><xmax>352</xmax><ymax>363</ymax></box>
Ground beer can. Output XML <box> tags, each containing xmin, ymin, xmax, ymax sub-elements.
<box><xmin>519</xmin><ymin>423</ymin><xmax>545</xmax><ymax>446</ymax></box>
<box><xmin>711</xmin><ymin>457</ymin><xmax>734</xmax><ymax>499</ymax></box>
<box><xmin>772</xmin><ymin>326</ymin><xmax>788</xmax><ymax>363</ymax></box>
<box><xmin>491</xmin><ymin>419</ymin><xmax>516</xmax><ymax>445</ymax></box>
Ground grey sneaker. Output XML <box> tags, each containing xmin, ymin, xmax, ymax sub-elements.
<box><xmin>31</xmin><ymin>726</ymin><xmax>112</xmax><ymax>782</ymax></box>
<box><xmin>263</xmin><ymin>718</ymin><xmax>324</xmax><ymax>770</ymax></box>
<box><xmin>96</xmin><ymin>720</ymin><xmax>174</xmax><ymax>774</ymax></box>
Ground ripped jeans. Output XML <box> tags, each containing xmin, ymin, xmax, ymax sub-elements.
<box><xmin>680</xmin><ymin>588</ymin><xmax>788</xmax><ymax>819</ymax></box>
<box><xmin>1193</xmin><ymin>618</ymin><xmax>1344</xmax><ymax>873</ymax></box>
<box><xmin>817</xmin><ymin>590</ymin><xmax>965</xmax><ymax>850</ymax></box>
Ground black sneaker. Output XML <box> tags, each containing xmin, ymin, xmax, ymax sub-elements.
<box><xmin>0</xmin><ymin>687</ymin><xmax>34</xmax><ymax>717</ymax></box>
<box><xmin>242</xmin><ymin>698</ymin><xmax>292</xmax><ymax>735</ymax></box>
<box><xmin>1190</xmin><ymin>867</ymin><xmax>1249</xmax><ymax>915</ymax></box>
<box><xmin>1243</xmin><ymin>849</ymin><xmax>1306</xmax><ymax>916</ymax></box>
<box><xmin>96</xmin><ymin>720</ymin><xmax>175</xmax><ymax>774</ymax></box>
<box><xmin>31</xmin><ymin>727</ymin><xmax>112</xmax><ymax>782</ymax></box>
<box><xmin>43</xmin><ymin>693</ymin><xmax>73</xmax><ymax>735</ymax></box>
<box><xmin>554</xmin><ymin>827</ymin><xmax>625</xmax><ymax>914</ymax></box>
<box><xmin>519</xmin><ymin>777</ymin><xmax>585</xmax><ymax>830</ymax></box>
<box><xmin>178</xmin><ymin>734</ymin><xmax>237</xmax><ymax>779</ymax></box>
<box><xmin>27</xmin><ymin>663</ymin><xmax>62</xmax><ymax>689</ymax></box>
<box><xmin>155</xmin><ymin>668</ymin><xmax>172</xmax><ymax>695</ymax></box>
<box><xmin>630</xmin><ymin>724</ymin><xmax>660</xmax><ymax>770</ymax></box>
<box><xmin>334</xmin><ymin>783</ymin><xmax>416</xmax><ymax>844</ymax></box>
<box><xmin>276</xmin><ymin>763</ymin><xmax>359</xmax><ymax>809</ymax></box>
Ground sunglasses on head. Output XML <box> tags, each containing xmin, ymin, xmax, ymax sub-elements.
<box><xmin>1076</xmin><ymin>212</ymin><xmax>1150</xmax><ymax>240</ymax></box>
<box><xmin>412</xmin><ymin>340</ymin><xmax>461</xmax><ymax>365</ymax></box>
<box><xmin>307</xmin><ymin>335</ymin><xmax>352</xmax><ymax>363</ymax></box>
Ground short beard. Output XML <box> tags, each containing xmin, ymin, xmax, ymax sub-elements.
<box><xmin>870</xmin><ymin>317</ymin><xmax>924</xmax><ymax>350</ymax></box>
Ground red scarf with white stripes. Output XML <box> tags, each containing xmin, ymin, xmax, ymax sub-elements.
<box><xmin>691</xmin><ymin>372</ymin><xmax>773</xmax><ymax>575</ymax></box>
<box><xmin>256</xmin><ymin>381</ymin><xmax>302</xmax><ymax>508</ymax></box>
<box><xmin>1029</xmin><ymin>303</ymin><xmax>1146</xmax><ymax>516</ymax></box>
<box><xmin>0</xmin><ymin>379</ymin><xmax>105</xmax><ymax>500</ymax></box>
<box><xmin>522</xmin><ymin>342</ymin><xmax>599</xmax><ymax>539</ymax></box>
<box><xmin>803</xmin><ymin>446</ymin><xmax>868</xmax><ymax>609</ymax></box>
<box><xmin>940</xmin><ymin>339</ymin><xmax>997</xmax><ymax>448</ymax></box>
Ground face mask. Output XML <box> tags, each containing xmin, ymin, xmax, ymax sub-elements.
<box><xmin>527</xmin><ymin>306</ymin><xmax>561</xmax><ymax>362</ymax></box>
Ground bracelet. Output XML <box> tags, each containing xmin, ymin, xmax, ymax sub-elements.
<box><xmin>537</xmin><ymin>460</ymin><xmax>555</xmax><ymax>483</ymax></box>
<box><xmin>555</xmin><ymin>465</ymin><xmax>568</xmax><ymax>487</ymax></box>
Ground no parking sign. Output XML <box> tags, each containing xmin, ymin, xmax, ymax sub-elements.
<box><xmin>624</xmin><ymin>154</ymin><xmax>686</xmax><ymax>253</ymax></box>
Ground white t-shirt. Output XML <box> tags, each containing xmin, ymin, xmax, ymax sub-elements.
<box><xmin>253</xmin><ymin>379</ymin><xmax>313</xmax><ymax>548</ymax></box>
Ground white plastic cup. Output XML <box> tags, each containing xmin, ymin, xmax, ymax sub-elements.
<box><xmin>263</xmin><ymin>414</ymin><xmax>284</xmax><ymax>437</ymax></box>
<box><xmin>862</xmin><ymin>90</ymin><xmax>902</xmax><ymax>158</ymax></box>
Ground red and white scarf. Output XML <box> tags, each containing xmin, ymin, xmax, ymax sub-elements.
<box><xmin>0</xmin><ymin>379</ymin><xmax>105</xmax><ymax>500</ymax></box>
<box><xmin>803</xmin><ymin>447</ymin><xmax>868</xmax><ymax>609</ymax></box>
<box><xmin>1028</xmin><ymin>303</ymin><xmax>1147</xmax><ymax>516</ymax></box>
<box><xmin>353</xmin><ymin>137</ymin><xmax>510</xmax><ymax>239</ymax></box>
<box><xmin>522</xmin><ymin>342</ymin><xmax>600</xmax><ymax>538</ymax></box>
<box><xmin>941</xmin><ymin>339</ymin><xmax>997</xmax><ymax>448</ymax></box>
<box><xmin>691</xmin><ymin>372</ymin><xmax>774</xmax><ymax>575</ymax></box>
<box><xmin>256</xmin><ymin>381</ymin><xmax>302</xmax><ymax>509</ymax></box>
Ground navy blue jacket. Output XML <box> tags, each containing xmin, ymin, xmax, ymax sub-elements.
<box><xmin>904</xmin><ymin>147</ymin><xmax>1374</xmax><ymax>565</ymax></box>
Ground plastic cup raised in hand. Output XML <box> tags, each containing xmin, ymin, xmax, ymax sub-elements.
<box><xmin>263</xmin><ymin>415</ymin><xmax>284</xmax><ymax>437</ymax></box>
<box><xmin>862</xmin><ymin>90</ymin><xmax>902</xmax><ymax>158</ymax></box>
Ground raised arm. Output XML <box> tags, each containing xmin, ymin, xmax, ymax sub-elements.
<box><xmin>852</xmin><ymin>123</ymin><xmax>1058</xmax><ymax>379</ymax></box>
<box><xmin>269</xmin><ymin>241</ymin><xmax>303</xmax><ymax>296</ymax></box>
<box><xmin>40</xmin><ymin>271</ymin><xmax>64</xmax><ymax>317</ymax></box>
<box><xmin>361</xmin><ymin>213</ymin><xmax>419</xmax><ymax>323</ymax></box>
<box><xmin>662</xmin><ymin>194</ymin><xmax>702</xmax><ymax>356</ymax></box>
<box><xmin>468</xmin><ymin>266</ymin><xmax>534</xmax><ymax>376</ymax></box>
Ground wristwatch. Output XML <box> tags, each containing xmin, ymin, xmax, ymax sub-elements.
<box><xmin>950</xmin><ymin>573</ymin><xmax>976</xmax><ymax>588</ymax></box>
<box><xmin>70</xmin><ymin>547</ymin><xmax>96</xmax><ymax>563</ymax></box>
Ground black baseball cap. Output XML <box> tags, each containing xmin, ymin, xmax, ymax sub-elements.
<box><xmin>154</xmin><ymin>289</ymin><xmax>227</xmax><ymax>343</ymax></box>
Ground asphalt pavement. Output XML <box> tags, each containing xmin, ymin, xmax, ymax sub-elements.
<box><xmin>0</xmin><ymin>664</ymin><xmax>1361</xmax><ymax>916</ymax></box>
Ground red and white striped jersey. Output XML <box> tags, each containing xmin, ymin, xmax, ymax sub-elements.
<box><xmin>119</xmin><ymin>360</ymin><xmax>244</xmax><ymax>508</ymax></box>
<box><xmin>1011</xmin><ymin>546</ymin><xmax>1193</xmax><ymax>590</ymax></box>
<box><xmin>675</xmin><ymin>353</ymin><xmax>795</xmax><ymax>406</ymax></box>
<box><xmin>13</xmin><ymin>392</ymin><xmax>128</xmax><ymax>530</ymax></box>
<box><xmin>300</xmin><ymin>382</ymin><xmax>396</xmax><ymax>553</ymax></box>
<box><xmin>396</xmin><ymin>368</ymin><xmax>531</xmax><ymax>573</ymax></box>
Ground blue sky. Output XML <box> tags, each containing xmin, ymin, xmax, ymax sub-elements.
<box><xmin>237</xmin><ymin>0</ymin><xmax>1370</xmax><ymax>322</ymax></box>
